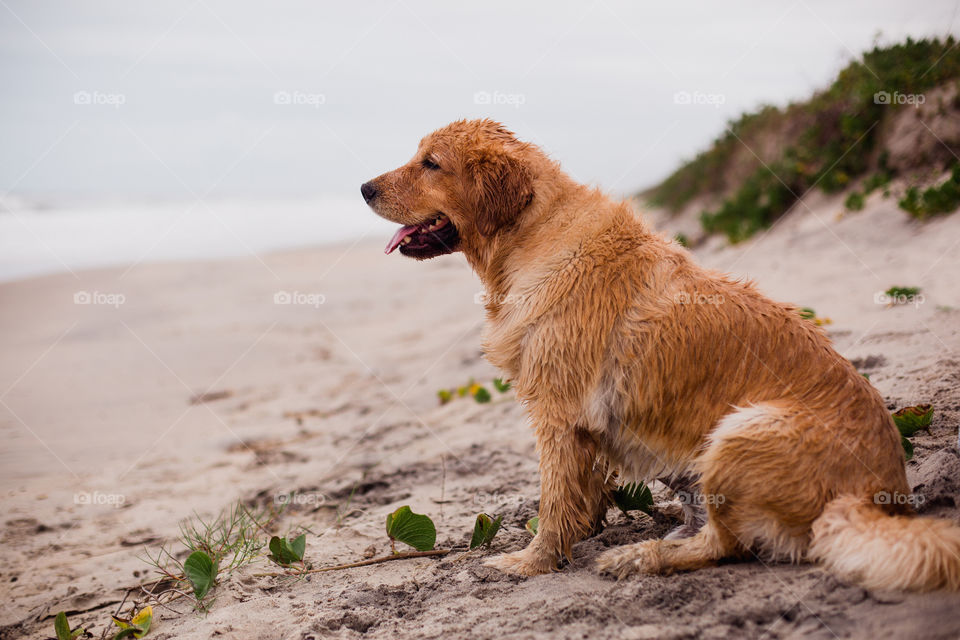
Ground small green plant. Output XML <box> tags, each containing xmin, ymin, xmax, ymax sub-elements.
<box><xmin>54</xmin><ymin>612</ymin><xmax>86</xmax><ymax>640</ymax></box>
<box><xmin>885</xmin><ymin>285</ymin><xmax>921</xmax><ymax>299</ymax></box>
<box><xmin>268</xmin><ymin>533</ymin><xmax>306</xmax><ymax>565</ymax></box>
<box><xmin>385</xmin><ymin>506</ymin><xmax>436</xmax><ymax>552</ymax></box>
<box><xmin>469</xmin><ymin>513</ymin><xmax>503</xmax><ymax>549</ymax></box>
<box><xmin>893</xmin><ymin>404</ymin><xmax>934</xmax><ymax>461</ymax></box>
<box><xmin>183</xmin><ymin>551</ymin><xmax>217</xmax><ymax>601</ymax></box>
<box><xmin>881</xmin><ymin>285</ymin><xmax>923</xmax><ymax>307</ymax></box>
<box><xmin>899</xmin><ymin>164</ymin><xmax>960</xmax><ymax>218</ymax></box>
<box><xmin>798</xmin><ymin>307</ymin><xmax>832</xmax><ymax>326</ymax></box>
<box><xmin>472</xmin><ymin>386</ymin><xmax>492</xmax><ymax>403</ymax></box>
<box><xmin>674</xmin><ymin>232</ymin><xmax>689</xmax><ymax>247</ymax></box>
<box><xmin>141</xmin><ymin>501</ymin><xmax>270</xmax><ymax>609</ymax></box>
<box><xmin>612</xmin><ymin>482</ymin><xmax>654</xmax><ymax>515</ymax></box>
<box><xmin>844</xmin><ymin>190</ymin><xmax>865</xmax><ymax>211</ymax></box>
<box><xmin>893</xmin><ymin>404</ymin><xmax>933</xmax><ymax>436</ymax></box>
<box><xmin>901</xmin><ymin>436</ymin><xmax>914</xmax><ymax>461</ymax></box>
<box><xmin>438</xmin><ymin>378</ymin><xmax>512</xmax><ymax>405</ymax></box>
<box><xmin>526</xmin><ymin>516</ymin><xmax>539</xmax><ymax>536</ymax></box>
<box><xmin>110</xmin><ymin>606</ymin><xmax>152</xmax><ymax>639</ymax></box>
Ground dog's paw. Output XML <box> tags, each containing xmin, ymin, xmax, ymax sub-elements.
<box><xmin>484</xmin><ymin>548</ymin><xmax>557</xmax><ymax>576</ymax></box>
<box><xmin>596</xmin><ymin>541</ymin><xmax>661</xmax><ymax>579</ymax></box>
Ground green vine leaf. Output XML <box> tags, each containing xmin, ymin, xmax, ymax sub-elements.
<box><xmin>269</xmin><ymin>534</ymin><xmax>307</xmax><ymax>565</ymax></box>
<box><xmin>526</xmin><ymin>516</ymin><xmax>539</xmax><ymax>536</ymax></box>
<box><xmin>111</xmin><ymin>605</ymin><xmax>152</xmax><ymax>639</ymax></box>
<box><xmin>183</xmin><ymin>550</ymin><xmax>217</xmax><ymax>601</ymax></box>
<box><xmin>893</xmin><ymin>404</ymin><xmax>933</xmax><ymax>437</ymax></box>
<box><xmin>613</xmin><ymin>482</ymin><xmax>653</xmax><ymax>515</ymax></box>
<box><xmin>469</xmin><ymin>513</ymin><xmax>503</xmax><ymax>549</ymax></box>
<box><xmin>54</xmin><ymin>611</ymin><xmax>84</xmax><ymax>640</ymax></box>
<box><xmin>385</xmin><ymin>506</ymin><xmax>436</xmax><ymax>551</ymax></box>
<box><xmin>902</xmin><ymin>435</ymin><xmax>914</xmax><ymax>461</ymax></box>
<box><xmin>472</xmin><ymin>386</ymin><xmax>492</xmax><ymax>403</ymax></box>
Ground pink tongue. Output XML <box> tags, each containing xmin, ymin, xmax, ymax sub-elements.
<box><xmin>384</xmin><ymin>224</ymin><xmax>420</xmax><ymax>254</ymax></box>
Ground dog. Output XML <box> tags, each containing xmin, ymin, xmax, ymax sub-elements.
<box><xmin>361</xmin><ymin>119</ymin><xmax>960</xmax><ymax>590</ymax></box>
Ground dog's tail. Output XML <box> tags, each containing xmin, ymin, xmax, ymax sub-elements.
<box><xmin>809</xmin><ymin>494</ymin><xmax>960</xmax><ymax>591</ymax></box>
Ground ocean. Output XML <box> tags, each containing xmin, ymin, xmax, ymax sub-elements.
<box><xmin>0</xmin><ymin>194</ymin><xmax>394</xmax><ymax>282</ymax></box>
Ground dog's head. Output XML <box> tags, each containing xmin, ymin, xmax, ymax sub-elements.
<box><xmin>361</xmin><ymin>119</ymin><xmax>534</xmax><ymax>260</ymax></box>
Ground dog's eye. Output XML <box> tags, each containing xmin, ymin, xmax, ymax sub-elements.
<box><xmin>421</xmin><ymin>157</ymin><xmax>440</xmax><ymax>171</ymax></box>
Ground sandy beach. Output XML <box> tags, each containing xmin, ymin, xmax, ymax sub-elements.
<box><xmin>2</xmin><ymin>186</ymin><xmax>960</xmax><ymax>639</ymax></box>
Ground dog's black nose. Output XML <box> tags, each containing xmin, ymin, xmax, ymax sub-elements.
<box><xmin>361</xmin><ymin>182</ymin><xmax>378</xmax><ymax>203</ymax></box>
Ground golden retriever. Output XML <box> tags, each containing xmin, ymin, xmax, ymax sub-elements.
<box><xmin>361</xmin><ymin>119</ymin><xmax>960</xmax><ymax>590</ymax></box>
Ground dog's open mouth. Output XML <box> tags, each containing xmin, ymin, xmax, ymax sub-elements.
<box><xmin>384</xmin><ymin>213</ymin><xmax>460</xmax><ymax>259</ymax></box>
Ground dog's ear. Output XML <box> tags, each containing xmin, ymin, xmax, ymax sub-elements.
<box><xmin>465</xmin><ymin>151</ymin><xmax>534</xmax><ymax>236</ymax></box>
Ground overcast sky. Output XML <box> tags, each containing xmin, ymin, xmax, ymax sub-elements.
<box><xmin>1</xmin><ymin>0</ymin><xmax>957</xmax><ymax>201</ymax></box>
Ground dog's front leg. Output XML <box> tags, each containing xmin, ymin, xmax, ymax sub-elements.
<box><xmin>486</xmin><ymin>423</ymin><xmax>610</xmax><ymax>576</ymax></box>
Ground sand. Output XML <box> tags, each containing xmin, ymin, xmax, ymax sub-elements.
<box><xmin>2</xmin><ymin>185</ymin><xmax>960</xmax><ymax>639</ymax></box>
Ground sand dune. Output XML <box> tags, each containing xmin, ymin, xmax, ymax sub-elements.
<box><xmin>2</xmin><ymin>187</ymin><xmax>959</xmax><ymax>639</ymax></box>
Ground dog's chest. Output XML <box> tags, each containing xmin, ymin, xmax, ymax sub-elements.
<box><xmin>480</xmin><ymin>304</ymin><xmax>528</xmax><ymax>379</ymax></box>
<box><xmin>582</xmin><ymin>359</ymin><xmax>688</xmax><ymax>483</ymax></box>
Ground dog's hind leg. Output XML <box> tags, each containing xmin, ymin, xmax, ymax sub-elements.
<box><xmin>597</xmin><ymin>521</ymin><xmax>738</xmax><ymax>578</ymax></box>
<box><xmin>599</xmin><ymin>458</ymin><xmax>742</xmax><ymax>577</ymax></box>
<box><xmin>658</xmin><ymin>472</ymin><xmax>707</xmax><ymax>540</ymax></box>
<box><xmin>599</xmin><ymin>403</ymin><xmax>811</xmax><ymax>578</ymax></box>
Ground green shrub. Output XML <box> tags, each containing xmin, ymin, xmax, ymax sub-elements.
<box><xmin>648</xmin><ymin>37</ymin><xmax>960</xmax><ymax>241</ymax></box>
<box><xmin>700</xmin><ymin>165</ymin><xmax>797</xmax><ymax>242</ymax></box>
<box><xmin>844</xmin><ymin>191</ymin><xmax>866</xmax><ymax>211</ymax></box>
<box><xmin>863</xmin><ymin>170</ymin><xmax>892</xmax><ymax>194</ymax></box>
<box><xmin>899</xmin><ymin>164</ymin><xmax>960</xmax><ymax>218</ymax></box>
